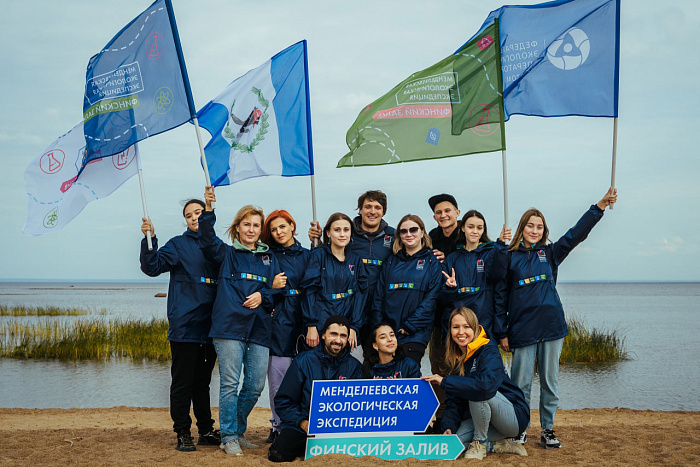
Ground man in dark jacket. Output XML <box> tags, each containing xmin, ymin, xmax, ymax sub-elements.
<box><xmin>268</xmin><ymin>315</ymin><xmax>362</xmax><ymax>462</ymax></box>
<box><xmin>426</xmin><ymin>193</ymin><xmax>461</xmax><ymax>433</ymax></box>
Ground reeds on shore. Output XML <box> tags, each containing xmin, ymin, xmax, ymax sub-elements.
<box><xmin>560</xmin><ymin>315</ymin><xmax>628</xmax><ymax>364</ymax></box>
<box><xmin>0</xmin><ymin>305</ymin><xmax>89</xmax><ymax>316</ymax></box>
<box><xmin>0</xmin><ymin>318</ymin><xmax>170</xmax><ymax>360</ymax></box>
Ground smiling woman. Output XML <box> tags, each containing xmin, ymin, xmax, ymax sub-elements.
<box><xmin>301</xmin><ymin>213</ymin><xmax>368</xmax><ymax>352</ymax></box>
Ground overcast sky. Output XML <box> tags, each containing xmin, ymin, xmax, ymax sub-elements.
<box><xmin>1</xmin><ymin>0</ymin><xmax>698</xmax><ymax>282</ymax></box>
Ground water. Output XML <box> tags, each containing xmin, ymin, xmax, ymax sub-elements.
<box><xmin>1</xmin><ymin>281</ymin><xmax>699</xmax><ymax>410</ymax></box>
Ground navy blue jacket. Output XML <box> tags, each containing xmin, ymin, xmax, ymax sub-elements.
<box><xmin>440</xmin><ymin>337</ymin><xmax>529</xmax><ymax>434</ymax></box>
<box><xmin>370</xmin><ymin>247</ymin><xmax>442</xmax><ymax>346</ymax></box>
<box><xmin>301</xmin><ymin>245</ymin><xmax>368</xmax><ymax>333</ymax></box>
<box><xmin>442</xmin><ymin>241</ymin><xmax>508</xmax><ymax>340</ymax></box>
<box><xmin>275</xmin><ymin>345</ymin><xmax>362</xmax><ymax>432</ymax></box>
<box><xmin>367</xmin><ymin>356</ymin><xmax>422</xmax><ymax>379</ymax></box>
<box><xmin>140</xmin><ymin>230</ymin><xmax>217</xmax><ymax>343</ymax></box>
<box><xmin>269</xmin><ymin>239</ymin><xmax>311</xmax><ymax>357</ymax></box>
<box><xmin>496</xmin><ymin>205</ymin><xmax>604</xmax><ymax>349</ymax></box>
<box><xmin>198</xmin><ymin>210</ymin><xmax>280</xmax><ymax>347</ymax></box>
<box><xmin>349</xmin><ymin>217</ymin><xmax>395</xmax><ymax>319</ymax></box>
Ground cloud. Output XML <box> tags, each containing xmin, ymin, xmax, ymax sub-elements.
<box><xmin>636</xmin><ymin>237</ymin><xmax>688</xmax><ymax>256</ymax></box>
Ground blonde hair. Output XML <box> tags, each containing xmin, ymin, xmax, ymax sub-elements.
<box><xmin>393</xmin><ymin>214</ymin><xmax>432</xmax><ymax>254</ymax></box>
<box><xmin>444</xmin><ymin>307</ymin><xmax>480</xmax><ymax>376</ymax></box>
<box><xmin>226</xmin><ymin>205</ymin><xmax>264</xmax><ymax>243</ymax></box>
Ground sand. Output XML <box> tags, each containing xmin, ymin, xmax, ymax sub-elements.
<box><xmin>1</xmin><ymin>407</ymin><xmax>698</xmax><ymax>466</ymax></box>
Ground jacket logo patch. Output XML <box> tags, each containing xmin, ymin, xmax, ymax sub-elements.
<box><xmin>469</xmin><ymin>360</ymin><xmax>478</xmax><ymax>373</ymax></box>
<box><xmin>383</xmin><ymin>235</ymin><xmax>392</xmax><ymax>247</ymax></box>
<box><xmin>537</xmin><ymin>249</ymin><xmax>547</xmax><ymax>263</ymax></box>
<box><xmin>348</xmin><ymin>264</ymin><xmax>355</xmax><ymax>274</ymax></box>
<box><xmin>262</xmin><ymin>255</ymin><xmax>271</xmax><ymax>266</ymax></box>
<box><xmin>416</xmin><ymin>259</ymin><xmax>425</xmax><ymax>270</ymax></box>
<box><xmin>476</xmin><ymin>259</ymin><xmax>484</xmax><ymax>272</ymax></box>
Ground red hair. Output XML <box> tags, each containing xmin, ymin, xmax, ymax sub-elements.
<box><xmin>262</xmin><ymin>209</ymin><xmax>297</xmax><ymax>245</ymax></box>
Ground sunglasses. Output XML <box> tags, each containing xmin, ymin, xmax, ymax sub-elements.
<box><xmin>399</xmin><ymin>227</ymin><xmax>421</xmax><ymax>236</ymax></box>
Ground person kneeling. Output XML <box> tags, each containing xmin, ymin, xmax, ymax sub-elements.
<box><xmin>268</xmin><ymin>316</ymin><xmax>362</xmax><ymax>462</ymax></box>
<box><xmin>423</xmin><ymin>307</ymin><xmax>529</xmax><ymax>460</ymax></box>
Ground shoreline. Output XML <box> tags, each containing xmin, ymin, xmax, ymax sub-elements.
<box><xmin>3</xmin><ymin>407</ymin><xmax>699</xmax><ymax>465</ymax></box>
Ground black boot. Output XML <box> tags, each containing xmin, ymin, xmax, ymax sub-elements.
<box><xmin>176</xmin><ymin>432</ymin><xmax>196</xmax><ymax>452</ymax></box>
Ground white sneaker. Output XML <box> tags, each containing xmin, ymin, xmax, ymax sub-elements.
<box><xmin>464</xmin><ymin>440</ymin><xmax>487</xmax><ymax>460</ymax></box>
<box><xmin>238</xmin><ymin>436</ymin><xmax>259</xmax><ymax>449</ymax></box>
<box><xmin>220</xmin><ymin>439</ymin><xmax>243</xmax><ymax>456</ymax></box>
<box><xmin>492</xmin><ymin>439</ymin><xmax>528</xmax><ymax>456</ymax></box>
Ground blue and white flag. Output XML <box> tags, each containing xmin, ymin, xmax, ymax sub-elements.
<box><xmin>467</xmin><ymin>0</ymin><xmax>619</xmax><ymax>119</ymax></box>
<box><xmin>24</xmin><ymin>122</ymin><xmax>139</xmax><ymax>236</ymax></box>
<box><xmin>196</xmin><ymin>40</ymin><xmax>313</xmax><ymax>186</ymax></box>
<box><xmin>82</xmin><ymin>0</ymin><xmax>191</xmax><ymax>168</ymax></box>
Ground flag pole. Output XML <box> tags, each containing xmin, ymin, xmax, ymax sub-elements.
<box><xmin>163</xmin><ymin>0</ymin><xmax>214</xmax><ymax>207</ymax></box>
<box><xmin>135</xmin><ymin>145</ymin><xmax>153</xmax><ymax>251</ymax></box>
<box><xmin>609</xmin><ymin>117</ymin><xmax>618</xmax><ymax>210</ymax></box>
<box><xmin>501</xmin><ymin>148</ymin><xmax>509</xmax><ymax>228</ymax></box>
<box><xmin>302</xmin><ymin>40</ymin><xmax>319</xmax><ymax>245</ymax></box>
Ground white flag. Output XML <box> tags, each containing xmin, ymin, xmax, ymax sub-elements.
<box><xmin>23</xmin><ymin>122</ymin><xmax>139</xmax><ymax>236</ymax></box>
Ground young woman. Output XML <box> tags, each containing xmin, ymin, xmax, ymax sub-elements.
<box><xmin>423</xmin><ymin>308</ymin><xmax>529</xmax><ymax>460</ymax></box>
<box><xmin>362</xmin><ymin>323</ymin><xmax>422</xmax><ymax>379</ymax></box>
<box><xmin>301</xmin><ymin>213</ymin><xmax>367</xmax><ymax>351</ymax></box>
<box><xmin>442</xmin><ymin>211</ymin><xmax>511</xmax><ymax>342</ymax></box>
<box><xmin>497</xmin><ymin>188</ymin><xmax>618</xmax><ymax>449</ymax></box>
<box><xmin>260</xmin><ymin>210</ymin><xmax>311</xmax><ymax>444</ymax></box>
<box><xmin>139</xmin><ymin>200</ymin><xmax>219</xmax><ymax>452</ymax></box>
<box><xmin>370</xmin><ymin>214</ymin><xmax>442</xmax><ymax>364</ymax></box>
<box><xmin>198</xmin><ymin>188</ymin><xmax>283</xmax><ymax>456</ymax></box>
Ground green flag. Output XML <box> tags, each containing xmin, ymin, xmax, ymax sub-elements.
<box><xmin>338</xmin><ymin>21</ymin><xmax>504</xmax><ymax>168</ymax></box>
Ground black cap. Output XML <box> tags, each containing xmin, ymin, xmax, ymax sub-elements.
<box><xmin>428</xmin><ymin>193</ymin><xmax>458</xmax><ymax>211</ymax></box>
<box><xmin>320</xmin><ymin>315</ymin><xmax>351</xmax><ymax>335</ymax></box>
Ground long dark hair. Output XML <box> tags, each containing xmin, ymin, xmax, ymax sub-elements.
<box><xmin>322</xmin><ymin>212</ymin><xmax>354</xmax><ymax>246</ymax></box>
<box><xmin>361</xmin><ymin>323</ymin><xmax>404</xmax><ymax>378</ymax></box>
<box><xmin>456</xmin><ymin>209</ymin><xmax>490</xmax><ymax>245</ymax></box>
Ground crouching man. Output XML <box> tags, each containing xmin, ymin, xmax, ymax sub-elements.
<box><xmin>268</xmin><ymin>315</ymin><xmax>362</xmax><ymax>462</ymax></box>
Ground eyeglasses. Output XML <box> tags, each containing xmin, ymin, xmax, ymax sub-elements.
<box><xmin>399</xmin><ymin>227</ymin><xmax>421</xmax><ymax>236</ymax></box>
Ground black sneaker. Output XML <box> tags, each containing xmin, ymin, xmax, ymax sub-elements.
<box><xmin>266</xmin><ymin>428</ymin><xmax>278</xmax><ymax>444</ymax></box>
<box><xmin>540</xmin><ymin>429</ymin><xmax>562</xmax><ymax>449</ymax></box>
<box><xmin>176</xmin><ymin>432</ymin><xmax>196</xmax><ymax>452</ymax></box>
<box><xmin>198</xmin><ymin>429</ymin><xmax>221</xmax><ymax>446</ymax></box>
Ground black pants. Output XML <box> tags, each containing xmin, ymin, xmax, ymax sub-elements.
<box><xmin>169</xmin><ymin>340</ymin><xmax>217</xmax><ymax>434</ymax></box>
<box><xmin>401</xmin><ymin>342</ymin><xmax>427</xmax><ymax>365</ymax></box>
<box><xmin>268</xmin><ymin>428</ymin><xmax>307</xmax><ymax>462</ymax></box>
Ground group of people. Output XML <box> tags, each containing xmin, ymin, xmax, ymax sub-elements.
<box><xmin>139</xmin><ymin>186</ymin><xmax>618</xmax><ymax>461</ymax></box>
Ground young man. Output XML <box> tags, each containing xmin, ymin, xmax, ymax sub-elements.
<box><xmin>428</xmin><ymin>193</ymin><xmax>461</xmax><ymax>260</ymax></box>
<box><xmin>309</xmin><ymin>190</ymin><xmax>395</xmax><ymax>347</ymax></box>
<box><xmin>268</xmin><ymin>315</ymin><xmax>362</xmax><ymax>462</ymax></box>
<box><xmin>426</xmin><ymin>193</ymin><xmax>461</xmax><ymax>433</ymax></box>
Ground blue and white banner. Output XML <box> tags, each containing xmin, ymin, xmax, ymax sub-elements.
<box><xmin>82</xmin><ymin>0</ymin><xmax>191</xmax><ymax>168</ymax></box>
<box><xmin>24</xmin><ymin>122</ymin><xmax>139</xmax><ymax>236</ymax></box>
<box><xmin>467</xmin><ymin>0</ymin><xmax>619</xmax><ymax>119</ymax></box>
<box><xmin>196</xmin><ymin>40</ymin><xmax>313</xmax><ymax>186</ymax></box>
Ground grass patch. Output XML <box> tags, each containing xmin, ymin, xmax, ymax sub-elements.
<box><xmin>0</xmin><ymin>305</ymin><xmax>89</xmax><ymax>316</ymax></box>
<box><xmin>560</xmin><ymin>315</ymin><xmax>627</xmax><ymax>364</ymax></box>
<box><xmin>0</xmin><ymin>318</ymin><xmax>170</xmax><ymax>361</ymax></box>
<box><xmin>499</xmin><ymin>316</ymin><xmax>627</xmax><ymax>365</ymax></box>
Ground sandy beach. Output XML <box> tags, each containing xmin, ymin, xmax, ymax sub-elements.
<box><xmin>2</xmin><ymin>407</ymin><xmax>698</xmax><ymax>466</ymax></box>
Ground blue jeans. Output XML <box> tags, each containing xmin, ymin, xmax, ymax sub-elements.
<box><xmin>213</xmin><ymin>338</ymin><xmax>269</xmax><ymax>444</ymax></box>
<box><xmin>456</xmin><ymin>391</ymin><xmax>521</xmax><ymax>446</ymax></box>
<box><xmin>510</xmin><ymin>338</ymin><xmax>564</xmax><ymax>430</ymax></box>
